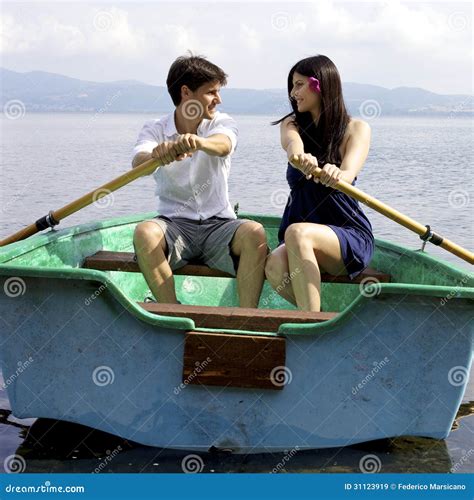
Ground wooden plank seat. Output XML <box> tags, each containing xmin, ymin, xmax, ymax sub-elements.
<box><xmin>83</xmin><ymin>251</ymin><xmax>391</xmax><ymax>284</ymax></box>
<box><xmin>140</xmin><ymin>302</ymin><xmax>337</xmax><ymax>332</ymax></box>
<box><xmin>83</xmin><ymin>251</ymin><xmax>233</xmax><ymax>277</ymax></box>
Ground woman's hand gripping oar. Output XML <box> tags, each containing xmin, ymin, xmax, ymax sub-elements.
<box><xmin>290</xmin><ymin>154</ymin><xmax>474</xmax><ymax>265</ymax></box>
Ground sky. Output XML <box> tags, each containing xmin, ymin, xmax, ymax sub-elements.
<box><xmin>0</xmin><ymin>0</ymin><xmax>472</xmax><ymax>95</ymax></box>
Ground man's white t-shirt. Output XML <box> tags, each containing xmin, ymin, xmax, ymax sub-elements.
<box><xmin>132</xmin><ymin>111</ymin><xmax>238</xmax><ymax>220</ymax></box>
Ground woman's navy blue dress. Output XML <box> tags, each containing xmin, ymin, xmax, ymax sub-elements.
<box><xmin>278</xmin><ymin>163</ymin><xmax>374</xmax><ymax>279</ymax></box>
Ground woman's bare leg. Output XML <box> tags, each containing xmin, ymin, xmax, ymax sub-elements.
<box><xmin>284</xmin><ymin>223</ymin><xmax>347</xmax><ymax>311</ymax></box>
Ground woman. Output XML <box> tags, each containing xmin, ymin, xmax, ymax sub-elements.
<box><xmin>265</xmin><ymin>55</ymin><xmax>374</xmax><ymax>312</ymax></box>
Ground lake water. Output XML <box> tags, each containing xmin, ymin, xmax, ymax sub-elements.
<box><xmin>0</xmin><ymin>113</ymin><xmax>472</xmax><ymax>473</ymax></box>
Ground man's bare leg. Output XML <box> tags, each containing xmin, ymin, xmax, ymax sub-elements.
<box><xmin>231</xmin><ymin>222</ymin><xmax>268</xmax><ymax>308</ymax></box>
<box><xmin>133</xmin><ymin>222</ymin><xmax>178</xmax><ymax>304</ymax></box>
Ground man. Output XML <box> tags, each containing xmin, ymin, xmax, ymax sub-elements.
<box><xmin>132</xmin><ymin>54</ymin><xmax>267</xmax><ymax>307</ymax></box>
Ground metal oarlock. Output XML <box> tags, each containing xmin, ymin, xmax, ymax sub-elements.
<box><xmin>35</xmin><ymin>211</ymin><xmax>60</xmax><ymax>231</ymax></box>
<box><xmin>419</xmin><ymin>224</ymin><xmax>444</xmax><ymax>252</ymax></box>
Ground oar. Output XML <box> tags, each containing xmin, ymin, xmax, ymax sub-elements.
<box><xmin>290</xmin><ymin>155</ymin><xmax>474</xmax><ymax>265</ymax></box>
<box><xmin>0</xmin><ymin>158</ymin><xmax>162</xmax><ymax>247</ymax></box>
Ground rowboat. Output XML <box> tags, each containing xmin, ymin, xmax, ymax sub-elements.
<box><xmin>0</xmin><ymin>212</ymin><xmax>472</xmax><ymax>453</ymax></box>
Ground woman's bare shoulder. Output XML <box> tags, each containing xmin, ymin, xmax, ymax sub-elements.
<box><xmin>346</xmin><ymin>118</ymin><xmax>371</xmax><ymax>135</ymax></box>
<box><xmin>281</xmin><ymin>115</ymin><xmax>297</xmax><ymax>129</ymax></box>
<box><xmin>340</xmin><ymin>118</ymin><xmax>371</xmax><ymax>157</ymax></box>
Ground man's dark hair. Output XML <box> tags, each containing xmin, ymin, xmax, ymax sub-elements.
<box><xmin>166</xmin><ymin>54</ymin><xmax>228</xmax><ymax>106</ymax></box>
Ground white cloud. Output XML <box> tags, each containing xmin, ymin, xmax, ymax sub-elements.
<box><xmin>0</xmin><ymin>14</ymin><xmax>39</xmax><ymax>53</ymax></box>
<box><xmin>0</xmin><ymin>8</ymin><xmax>145</xmax><ymax>57</ymax></box>
<box><xmin>161</xmin><ymin>24</ymin><xmax>197</xmax><ymax>53</ymax></box>
<box><xmin>260</xmin><ymin>1</ymin><xmax>472</xmax><ymax>93</ymax></box>
<box><xmin>0</xmin><ymin>1</ymin><xmax>471</xmax><ymax>94</ymax></box>
<box><xmin>240</xmin><ymin>24</ymin><xmax>261</xmax><ymax>51</ymax></box>
<box><xmin>88</xmin><ymin>8</ymin><xmax>145</xmax><ymax>55</ymax></box>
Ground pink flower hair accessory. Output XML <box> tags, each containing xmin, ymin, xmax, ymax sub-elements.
<box><xmin>308</xmin><ymin>77</ymin><xmax>321</xmax><ymax>93</ymax></box>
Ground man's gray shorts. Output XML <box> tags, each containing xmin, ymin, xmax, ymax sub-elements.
<box><xmin>138</xmin><ymin>216</ymin><xmax>250</xmax><ymax>276</ymax></box>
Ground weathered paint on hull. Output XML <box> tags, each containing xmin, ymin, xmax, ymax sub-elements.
<box><xmin>0</xmin><ymin>213</ymin><xmax>472</xmax><ymax>452</ymax></box>
<box><xmin>0</xmin><ymin>274</ymin><xmax>472</xmax><ymax>452</ymax></box>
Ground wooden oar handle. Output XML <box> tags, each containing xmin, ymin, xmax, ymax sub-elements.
<box><xmin>289</xmin><ymin>155</ymin><xmax>322</xmax><ymax>177</ymax></box>
<box><xmin>52</xmin><ymin>157</ymin><xmax>161</xmax><ymax>222</ymax></box>
<box><xmin>289</xmin><ymin>156</ymin><xmax>474</xmax><ymax>265</ymax></box>
<box><xmin>0</xmin><ymin>157</ymin><xmax>162</xmax><ymax>247</ymax></box>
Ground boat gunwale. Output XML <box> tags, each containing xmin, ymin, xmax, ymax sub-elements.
<box><xmin>0</xmin><ymin>212</ymin><xmax>472</xmax><ymax>335</ymax></box>
<box><xmin>0</xmin><ymin>212</ymin><xmax>474</xmax><ymax>278</ymax></box>
<box><xmin>0</xmin><ymin>263</ymin><xmax>472</xmax><ymax>336</ymax></box>
<box><xmin>0</xmin><ymin>211</ymin><xmax>471</xmax><ymax>279</ymax></box>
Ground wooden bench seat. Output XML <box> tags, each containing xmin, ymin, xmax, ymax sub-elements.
<box><xmin>140</xmin><ymin>302</ymin><xmax>337</xmax><ymax>332</ymax></box>
<box><xmin>83</xmin><ymin>251</ymin><xmax>391</xmax><ymax>284</ymax></box>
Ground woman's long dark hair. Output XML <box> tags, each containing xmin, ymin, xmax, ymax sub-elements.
<box><xmin>273</xmin><ymin>55</ymin><xmax>350</xmax><ymax>165</ymax></box>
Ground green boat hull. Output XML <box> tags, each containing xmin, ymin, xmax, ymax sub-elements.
<box><xmin>0</xmin><ymin>213</ymin><xmax>472</xmax><ymax>452</ymax></box>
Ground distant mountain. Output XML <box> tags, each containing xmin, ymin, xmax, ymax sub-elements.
<box><xmin>1</xmin><ymin>68</ymin><xmax>472</xmax><ymax>116</ymax></box>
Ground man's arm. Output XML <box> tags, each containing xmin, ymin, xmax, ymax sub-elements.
<box><xmin>173</xmin><ymin>133</ymin><xmax>232</xmax><ymax>158</ymax></box>
<box><xmin>132</xmin><ymin>131</ymin><xmax>233</xmax><ymax>169</ymax></box>
<box><xmin>131</xmin><ymin>120</ymin><xmax>159</xmax><ymax>171</ymax></box>
<box><xmin>132</xmin><ymin>152</ymin><xmax>152</xmax><ymax>169</ymax></box>
<box><xmin>198</xmin><ymin>134</ymin><xmax>232</xmax><ymax>157</ymax></box>
<box><xmin>132</xmin><ymin>141</ymin><xmax>186</xmax><ymax>169</ymax></box>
